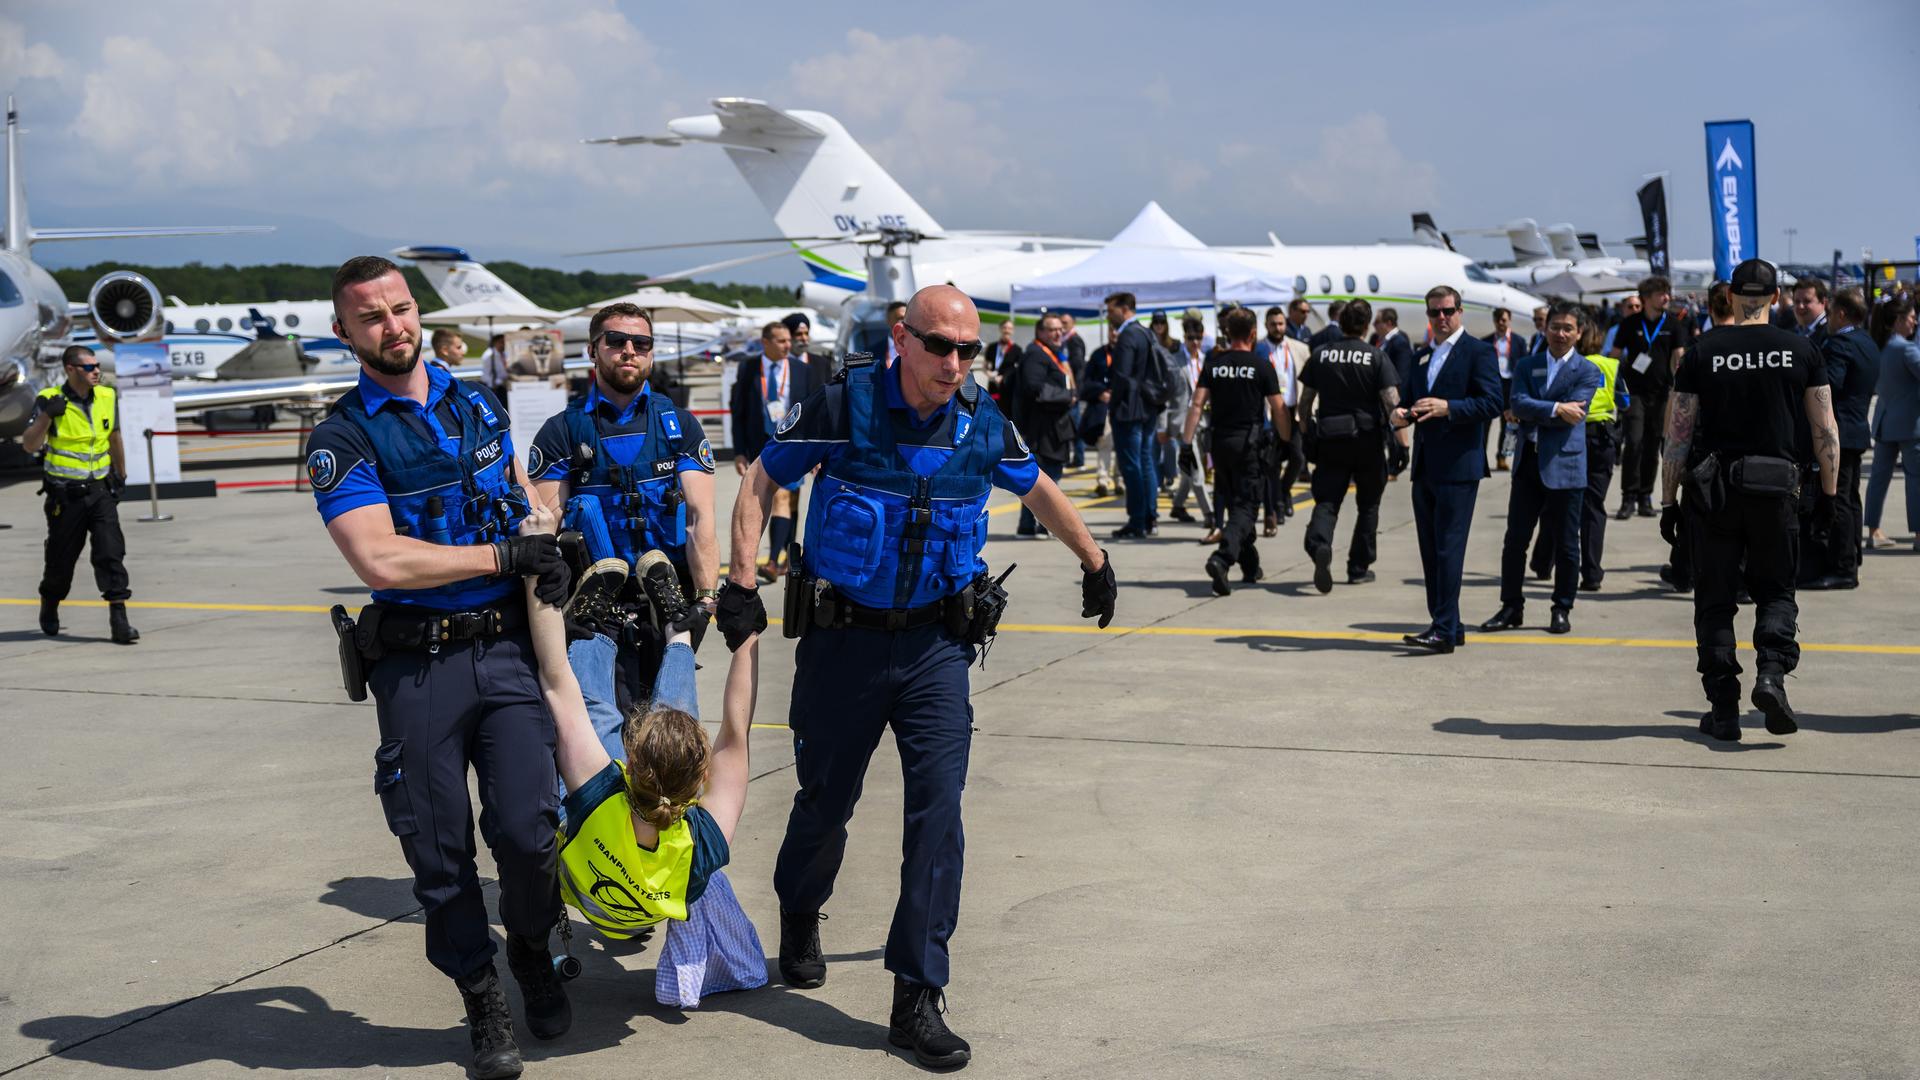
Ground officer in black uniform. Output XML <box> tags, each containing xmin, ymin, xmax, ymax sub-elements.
<box><xmin>1296</xmin><ymin>299</ymin><xmax>1400</xmax><ymax>594</ymax></box>
<box><xmin>1182</xmin><ymin>306</ymin><xmax>1290</xmax><ymax>596</ymax></box>
<box><xmin>718</xmin><ymin>284</ymin><xmax>1116</xmax><ymax>1069</ymax></box>
<box><xmin>306</xmin><ymin>256</ymin><xmax>574</xmax><ymax>1079</ymax></box>
<box><xmin>1659</xmin><ymin>259</ymin><xmax>1840</xmax><ymax>742</ymax></box>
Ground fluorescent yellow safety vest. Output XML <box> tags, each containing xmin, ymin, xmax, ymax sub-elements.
<box><xmin>38</xmin><ymin>385</ymin><xmax>116</xmax><ymax>481</ymax></box>
<box><xmin>1584</xmin><ymin>354</ymin><xmax>1619</xmax><ymax>424</ymax></box>
<box><xmin>558</xmin><ymin>761</ymin><xmax>696</xmax><ymax>938</ymax></box>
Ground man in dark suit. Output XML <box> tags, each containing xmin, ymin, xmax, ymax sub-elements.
<box><xmin>1483</xmin><ymin>307</ymin><xmax>1529</xmax><ymax>471</ymax></box>
<box><xmin>1103</xmin><ymin>291</ymin><xmax>1163</xmax><ymax>538</ymax></box>
<box><xmin>1482</xmin><ymin>302</ymin><xmax>1605</xmax><ymax>635</ymax></box>
<box><xmin>1391</xmin><ymin>285</ymin><xmax>1506</xmax><ymax>653</ymax></box>
<box><xmin>1059</xmin><ymin>312</ymin><xmax>1088</xmax><ymax>468</ymax></box>
<box><xmin>1015</xmin><ymin>313</ymin><xmax>1080</xmax><ymax>537</ymax></box>
<box><xmin>729</xmin><ymin>320</ymin><xmax>815</xmax><ymax>580</ymax></box>
<box><xmin>1805</xmin><ymin>287</ymin><xmax>1878</xmax><ymax>589</ymax></box>
<box><xmin>1373</xmin><ymin>307</ymin><xmax>1417</xmax><ymax>479</ymax></box>
<box><xmin>785</xmin><ymin>312</ymin><xmax>837</xmax><ymax>390</ymax></box>
<box><xmin>1307</xmin><ymin>300</ymin><xmax>1347</xmax><ymax>349</ymax></box>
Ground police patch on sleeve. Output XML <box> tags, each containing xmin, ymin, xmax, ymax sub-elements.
<box><xmin>1009</xmin><ymin>425</ymin><xmax>1030</xmax><ymax>457</ymax></box>
<box><xmin>695</xmin><ymin>438</ymin><xmax>716</xmax><ymax>473</ymax></box>
<box><xmin>525</xmin><ymin>444</ymin><xmax>546</xmax><ymax>479</ymax></box>
<box><xmin>307</xmin><ymin>449</ymin><xmax>340</xmax><ymax>491</ymax></box>
<box><xmin>776</xmin><ymin>401</ymin><xmax>803</xmax><ymax>435</ymax></box>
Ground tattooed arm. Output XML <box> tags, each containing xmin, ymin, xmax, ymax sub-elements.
<box><xmin>1660</xmin><ymin>391</ymin><xmax>1698</xmax><ymax>506</ymax></box>
<box><xmin>1805</xmin><ymin>385</ymin><xmax>1840</xmax><ymax>497</ymax></box>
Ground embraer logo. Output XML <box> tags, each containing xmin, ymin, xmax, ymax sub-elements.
<box><xmin>1716</xmin><ymin>139</ymin><xmax>1743</xmax><ymax>171</ymax></box>
<box><xmin>1716</xmin><ymin>137</ymin><xmax>1745</xmax><ymax>263</ymax></box>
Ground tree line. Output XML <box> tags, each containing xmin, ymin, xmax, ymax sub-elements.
<box><xmin>50</xmin><ymin>261</ymin><xmax>800</xmax><ymax>312</ymax></box>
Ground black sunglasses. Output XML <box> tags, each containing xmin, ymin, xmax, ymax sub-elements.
<box><xmin>73</xmin><ymin>363</ymin><xmax>102</xmax><ymax>372</ymax></box>
<box><xmin>595</xmin><ymin>330</ymin><xmax>654</xmax><ymax>352</ymax></box>
<box><xmin>902</xmin><ymin>323</ymin><xmax>984</xmax><ymax>361</ymax></box>
<box><xmin>1426</xmin><ymin>306</ymin><xmax>1461</xmax><ymax>319</ymax></box>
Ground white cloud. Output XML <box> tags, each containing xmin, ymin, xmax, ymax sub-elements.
<box><xmin>1281</xmin><ymin>113</ymin><xmax>1437</xmax><ymax>214</ymax></box>
<box><xmin>61</xmin><ymin>0</ymin><xmax>663</xmax><ymax>203</ymax></box>
<box><xmin>0</xmin><ymin>15</ymin><xmax>65</xmax><ymax>80</ymax></box>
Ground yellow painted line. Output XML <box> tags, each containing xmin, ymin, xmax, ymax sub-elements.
<box><xmin>5</xmin><ymin>599</ymin><xmax>1913</xmax><ymax>655</ymax></box>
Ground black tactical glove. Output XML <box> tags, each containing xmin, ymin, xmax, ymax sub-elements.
<box><xmin>675</xmin><ymin>601</ymin><xmax>712</xmax><ymax>653</ymax></box>
<box><xmin>1301</xmin><ymin>421</ymin><xmax>1319</xmax><ymax>465</ymax></box>
<box><xmin>1659</xmin><ymin>503</ymin><xmax>1683</xmax><ymax>547</ymax></box>
<box><xmin>1387</xmin><ymin>440</ymin><xmax>1409</xmax><ymax>477</ymax></box>
<box><xmin>1815</xmin><ymin>491</ymin><xmax>1841</xmax><ymax>535</ymax></box>
<box><xmin>105</xmin><ymin>472</ymin><xmax>125</xmax><ymax>500</ymax></box>
<box><xmin>494</xmin><ymin>533</ymin><xmax>570</xmax><ymax>607</ymax></box>
<box><xmin>715</xmin><ymin>580</ymin><xmax>767</xmax><ymax>651</ymax></box>
<box><xmin>1080</xmin><ymin>549</ymin><xmax>1116</xmax><ymax>629</ymax></box>
<box><xmin>1178</xmin><ymin>444</ymin><xmax>1199</xmax><ymax>475</ymax></box>
<box><xmin>36</xmin><ymin>394</ymin><xmax>67</xmax><ymax>419</ymax></box>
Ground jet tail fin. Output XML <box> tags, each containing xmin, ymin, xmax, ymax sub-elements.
<box><xmin>1543</xmin><ymin>224</ymin><xmax>1584</xmax><ymax>263</ymax></box>
<box><xmin>391</xmin><ymin>246</ymin><xmax>541</xmax><ymax>315</ymax></box>
<box><xmin>1411</xmin><ymin>212</ymin><xmax>1453</xmax><ymax>251</ymax></box>
<box><xmin>1577</xmin><ymin>232</ymin><xmax>1608</xmax><ymax>260</ymax></box>
<box><xmin>1504</xmin><ymin>220</ymin><xmax>1552</xmax><ymax>265</ymax></box>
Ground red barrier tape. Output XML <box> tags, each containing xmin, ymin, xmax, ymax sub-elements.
<box><xmin>145</xmin><ymin>429</ymin><xmax>314</xmax><ymax>438</ymax></box>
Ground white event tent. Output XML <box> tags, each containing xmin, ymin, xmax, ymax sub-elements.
<box><xmin>1009</xmin><ymin>201</ymin><xmax>1294</xmax><ymax>313</ymax></box>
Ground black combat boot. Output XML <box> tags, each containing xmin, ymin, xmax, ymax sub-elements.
<box><xmin>778</xmin><ymin>909</ymin><xmax>827</xmax><ymax>988</ymax></box>
<box><xmin>108</xmin><ymin>602</ymin><xmax>138</xmax><ymax>645</ymax></box>
<box><xmin>505</xmin><ymin>931</ymin><xmax>572</xmax><ymax>1040</ymax></box>
<box><xmin>1698</xmin><ymin>700</ymin><xmax>1741</xmax><ymax>742</ymax></box>
<box><xmin>889</xmin><ymin>976</ymin><xmax>971</xmax><ymax>1069</ymax></box>
<box><xmin>1752</xmin><ymin>673</ymin><xmax>1797</xmax><ymax>736</ymax></box>
<box><xmin>455</xmin><ymin>965</ymin><xmax>523</xmax><ymax>1079</ymax></box>
<box><xmin>39</xmin><ymin>598</ymin><xmax>58</xmax><ymax>636</ymax></box>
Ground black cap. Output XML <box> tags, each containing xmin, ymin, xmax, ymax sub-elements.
<box><xmin>1730</xmin><ymin>258</ymin><xmax>1779</xmax><ymax>297</ymax></box>
<box><xmin>780</xmin><ymin>312</ymin><xmax>810</xmax><ymax>334</ymax></box>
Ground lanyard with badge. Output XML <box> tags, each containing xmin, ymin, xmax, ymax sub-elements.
<box><xmin>1631</xmin><ymin>313</ymin><xmax>1666</xmax><ymax>375</ymax></box>
<box><xmin>765</xmin><ymin>357</ymin><xmax>786</xmax><ymax>423</ymax></box>
<box><xmin>1038</xmin><ymin>342</ymin><xmax>1074</xmax><ymax>390</ymax></box>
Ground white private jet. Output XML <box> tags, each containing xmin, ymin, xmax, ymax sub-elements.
<box><xmin>1416</xmin><ymin>212</ymin><xmax>1714</xmax><ymax>298</ymax></box>
<box><xmin>584</xmin><ymin>98</ymin><xmax>1541</xmax><ymax>339</ymax></box>
<box><xmin>0</xmin><ymin>97</ymin><xmax>277</xmax><ymax>439</ymax></box>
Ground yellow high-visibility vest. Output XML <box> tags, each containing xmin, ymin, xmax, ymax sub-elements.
<box><xmin>38</xmin><ymin>385</ymin><xmax>116</xmax><ymax>481</ymax></box>
<box><xmin>558</xmin><ymin>761</ymin><xmax>696</xmax><ymax>938</ymax></box>
<box><xmin>1584</xmin><ymin>354</ymin><xmax>1619</xmax><ymax>424</ymax></box>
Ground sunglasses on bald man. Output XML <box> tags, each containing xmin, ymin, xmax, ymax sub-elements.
<box><xmin>902</xmin><ymin>323</ymin><xmax>985</xmax><ymax>362</ymax></box>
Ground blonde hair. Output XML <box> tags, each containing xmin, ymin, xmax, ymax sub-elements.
<box><xmin>620</xmin><ymin>706</ymin><xmax>710</xmax><ymax>829</ymax></box>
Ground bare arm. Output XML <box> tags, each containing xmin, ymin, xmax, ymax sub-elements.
<box><xmin>727</xmin><ymin>459</ymin><xmax>778</xmax><ymax>588</ymax></box>
<box><xmin>325</xmin><ymin>505</ymin><xmax>500</xmax><ymax>591</ymax></box>
<box><xmin>108</xmin><ymin>419</ymin><xmax>126</xmax><ymax>477</ymax></box>
<box><xmin>699</xmin><ymin>632</ymin><xmax>760</xmax><ymax>844</ymax></box>
<box><xmin>679</xmin><ymin>468</ymin><xmax>720</xmax><ymax>598</ymax></box>
<box><xmin>1017</xmin><ymin>470</ymin><xmax>1104</xmax><ymax>570</ymax></box>
<box><xmin>1659</xmin><ymin>391</ymin><xmax>1698</xmax><ymax>506</ymax></box>
<box><xmin>1379</xmin><ymin>385</ymin><xmax>1399</xmax><ymax>411</ymax></box>
<box><xmin>1181</xmin><ymin>386</ymin><xmax>1210</xmax><ymax>444</ymax></box>
<box><xmin>1297</xmin><ymin>385</ymin><xmax>1318</xmax><ymax>420</ymax></box>
<box><xmin>517</xmin><ymin>504</ymin><xmax>613</xmax><ymax>792</ymax></box>
<box><xmin>1266</xmin><ymin>393</ymin><xmax>1292</xmax><ymax>440</ymax></box>
<box><xmin>1805</xmin><ymin>384</ymin><xmax>1839</xmax><ymax>497</ymax></box>
<box><xmin>530</xmin><ymin>476</ymin><xmax>568</xmax><ymax>519</ymax></box>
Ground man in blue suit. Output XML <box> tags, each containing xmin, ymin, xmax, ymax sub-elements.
<box><xmin>1391</xmin><ymin>286</ymin><xmax>1506</xmax><ymax>653</ymax></box>
<box><xmin>1481</xmin><ymin>301</ymin><xmax>1605</xmax><ymax>636</ymax></box>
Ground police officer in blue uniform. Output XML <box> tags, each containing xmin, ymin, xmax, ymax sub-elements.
<box><xmin>717</xmin><ymin>285</ymin><xmax>1117</xmax><ymax>1069</ymax></box>
<box><xmin>527</xmin><ymin>301</ymin><xmax>718</xmax><ymax>713</ymax></box>
<box><xmin>307</xmin><ymin>256</ymin><xmax>573</xmax><ymax>1080</ymax></box>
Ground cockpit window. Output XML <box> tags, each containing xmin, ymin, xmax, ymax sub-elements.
<box><xmin>1463</xmin><ymin>263</ymin><xmax>1497</xmax><ymax>284</ymax></box>
<box><xmin>0</xmin><ymin>268</ymin><xmax>23</xmax><ymax>308</ymax></box>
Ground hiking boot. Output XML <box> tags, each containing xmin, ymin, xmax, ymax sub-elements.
<box><xmin>456</xmin><ymin>966</ymin><xmax>524</xmax><ymax>1079</ymax></box>
<box><xmin>636</xmin><ymin>549</ymin><xmax>690</xmax><ymax>629</ymax></box>
<box><xmin>108</xmin><ymin>602</ymin><xmax>139</xmax><ymax>645</ymax></box>
<box><xmin>1752</xmin><ymin>674</ymin><xmax>1798</xmax><ymax>736</ymax></box>
<box><xmin>39</xmin><ymin>598</ymin><xmax>58</xmax><ymax>636</ymax></box>
<box><xmin>565</xmin><ymin>557</ymin><xmax>628</xmax><ymax>636</ymax></box>
<box><xmin>505</xmin><ymin>931</ymin><xmax>572</xmax><ymax>1040</ymax></box>
<box><xmin>1699</xmin><ymin>701</ymin><xmax>1741</xmax><ymax>742</ymax></box>
<box><xmin>778</xmin><ymin>910</ymin><xmax>827</xmax><ymax>988</ymax></box>
<box><xmin>889</xmin><ymin>977</ymin><xmax>971</xmax><ymax>1069</ymax></box>
<box><xmin>1205</xmin><ymin>556</ymin><xmax>1231</xmax><ymax>597</ymax></box>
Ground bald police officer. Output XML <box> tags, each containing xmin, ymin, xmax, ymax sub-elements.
<box><xmin>1660</xmin><ymin>259</ymin><xmax>1840</xmax><ymax>741</ymax></box>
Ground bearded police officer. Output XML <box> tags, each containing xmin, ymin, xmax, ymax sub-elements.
<box><xmin>527</xmin><ymin>301</ymin><xmax>718</xmax><ymax>715</ymax></box>
<box><xmin>1660</xmin><ymin>259</ymin><xmax>1840</xmax><ymax>742</ymax></box>
<box><xmin>1184</xmin><ymin>306</ymin><xmax>1291</xmax><ymax>596</ymax></box>
<box><xmin>720</xmin><ymin>284</ymin><xmax>1116</xmax><ymax>1069</ymax></box>
<box><xmin>1296</xmin><ymin>299</ymin><xmax>1400</xmax><ymax>593</ymax></box>
<box><xmin>307</xmin><ymin>256</ymin><xmax>574</xmax><ymax>1079</ymax></box>
<box><xmin>22</xmin><ymin>345</ymin><xmax>137</xmax><ymax>644</ymax></box>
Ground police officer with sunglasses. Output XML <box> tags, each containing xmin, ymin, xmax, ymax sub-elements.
<box><xmin>718</xmin><ymin>284</ymin><xmax>1116</xmax><ymax>1069</ymax></box>
<box><xmin>24</xmin><ymin>345</ymin><xmax>137</xmax><ymax>644</ymax></box>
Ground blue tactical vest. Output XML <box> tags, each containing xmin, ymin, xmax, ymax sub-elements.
<box><xmin>333</xmin><ymin>380</ymin><xmax>526</xmax><ymax>609</ymax></box>
<box><xmin>556</xmin><ymin>391</ymin><xmax>687</xmax><ymax>568</ymax></box>
<box><xmin>804</xmin><ymin>361</ymin><xmax>1004</xmax><ymax>610</ymax></box>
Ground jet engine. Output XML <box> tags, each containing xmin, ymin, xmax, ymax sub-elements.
<box><xmin>87</xmin><ymin>271</ymin><xmax>165</xmax><ymax>342</ymax></box>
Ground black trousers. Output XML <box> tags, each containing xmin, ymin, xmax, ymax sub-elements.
<box><xmin>1825</xmin><ymin>448</ymin><xmax>1865</xmax><ymax>579</ymax></box>
<box><xmin>1303</xmin><ymin>435</ymin><xmax>1386</xmax><ymax>575</ymax></box>
<box><xmin>1618</xmin><ymin>387</ymin><xmax>1667</xmax><ymax>499</ymax></box>
<box><xmin>1501</xmin><ymin>442</ymin><xmax>1582</xmax><ymax>611</ymax></box>
<box><xmin>1685</xmin><ymin>489</ymin><xmax>1800</xmax><ymax>704</ymax></box>
<box><xmin>1212</xmin><ymin>427</ymin><xmax>1265</xmax><ymax>574</ymax></box>
<box><xmin>40</xmin><ymin>481</ymin><xmax>131</xmax><ymax>604</ymax></box>
<box><xmin>1274</xmin><ymin>411</ymin><xmax>1306</xmax><ymax>516</ymax></box>
<box><xmin>369</xmin><ymin>629</ymin><xmax>560</xmax><ymax>982</ymax></box>
<box><xmin>1533</xmin><ymin>423</ymin><xmax>1617</xmax><ymax>583</ymax></box>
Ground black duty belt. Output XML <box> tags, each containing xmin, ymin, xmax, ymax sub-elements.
<box><xmin>839</xmin><ymin>598</ymin><xmax>948</xmax><ymax>632</ymax></box>
<box><xmin>368</xmin><ymin>601</ymin><xmax>526</xmax><ymax>650</ymax></box>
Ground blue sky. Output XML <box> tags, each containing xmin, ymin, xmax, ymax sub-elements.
<box><xmin>6</xmin><ymin>0</ymin><xmax>1917</xmax><ymax>285</ymax></box>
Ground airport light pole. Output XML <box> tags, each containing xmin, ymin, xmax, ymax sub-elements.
<box><xmin>1785</xmin><ymin>227</ymin><xmax>1797</xmax><ymax>263</ymax></box>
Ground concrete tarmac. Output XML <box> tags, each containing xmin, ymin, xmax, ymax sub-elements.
<box><xmin>1</xmin><ymin>437</ymin><xmax>1916</xmax><ymax>1079</ymax></box>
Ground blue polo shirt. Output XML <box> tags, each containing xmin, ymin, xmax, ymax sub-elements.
<box><xmin>758</xmin><ymin>362</ymin><xmax>1039</xmax><ymax>495</ymax></box>
<box><xmin>525</xmin><ymin>381</ymin><xmax>712</xmax><ymax>484</ymax></box>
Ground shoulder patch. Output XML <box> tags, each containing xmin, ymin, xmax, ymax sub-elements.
<box><xmin>525</xmin><ymin>443</ymin><xmax>546</xmax><ymax>479</ymax></box>
<box><xmin>307</xmin><ymin>449</ymin><xmax>340</xmax><ymax>492</ymax></box>
<box><xmin>777</xmin><ymin>401</ymin><xmax>802</xmax><ymax>435</ymax></box>
<box><xmin>695</xmin><ymin>438</ymin><xmax>716</xmax><ymax>473</ymax></box>
<box><xmin>953</xmin><ymin>411</ymin><xmax>973</xmax><ymax>444</ymax></box>
<box><xmin>1009</xmin><ymin>425</ymin><xmax>1030</xmax><ymax>456</ymax></box>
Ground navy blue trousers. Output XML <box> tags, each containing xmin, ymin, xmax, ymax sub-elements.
<box><xmin>774</xmin><ymin>622</ymin><xmax>974</xmax><ymax>988</ymax></box>
<box><xmin>369</xmin><ymin>631</ymin><xmax>559</xmax><ymax>983</ymax></box>
<box><xmin>1500</xmin><ymin>442</ymin><xmax>1582</xmax><ymax>611</ymax></box>
<box><xmin>1412</xmin><ymin>478</ymin><xmax>1480</xmax><ymax>640</ymax></box>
